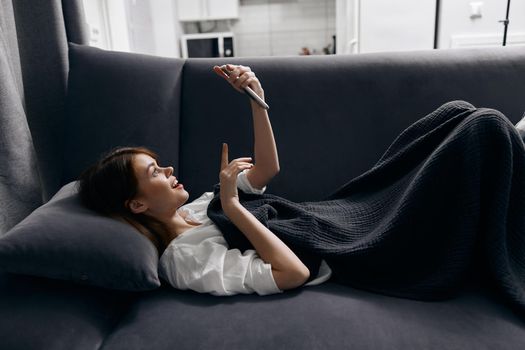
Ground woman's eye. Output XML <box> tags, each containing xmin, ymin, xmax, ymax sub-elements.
<box><xmin>152</xmin><ymin>168</ymin><xmax>160</xmax><ymax>176</ymax></box>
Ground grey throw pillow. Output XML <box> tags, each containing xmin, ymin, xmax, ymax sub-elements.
<box><xmin>0</xmin><ymin>182</ymin><xmax>161</xmax><ymax>291</ymax></box>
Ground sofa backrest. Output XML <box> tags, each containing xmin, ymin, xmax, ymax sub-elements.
<box><xmin>61</xmin><ymin>44</ymin><xmax>185</xmax><ymax>185</ymax></box>
<box><xmin>60</xmin><ymin>45</ymin><xmax>525</xmax><ymax>204</ymax></box>
<box><xmin>180</xmin><ymin>47</ymin><xmax>525</xmax><ymax>202</ymax></box>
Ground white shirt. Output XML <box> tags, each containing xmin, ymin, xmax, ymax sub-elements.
<box><xmin>158</xmin><ymin>169</ymin><xmax>332</xmax><ymax>296</ymax></box>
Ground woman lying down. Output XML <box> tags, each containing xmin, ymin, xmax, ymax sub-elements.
<box><xmin>78</xmin><ymin>64</ymin><xmax>525</xmax><ymax>307</ymax></box>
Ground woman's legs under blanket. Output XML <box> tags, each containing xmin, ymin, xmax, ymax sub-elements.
<box><xmin>320</xmin><ymin>100</ymin><xmax>525</xmax><ymax>305</ymax></box>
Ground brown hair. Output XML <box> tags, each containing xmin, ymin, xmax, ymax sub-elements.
<box><xmin>78</xmin><ymin>146</ymin><xmax>171</xmax><ymax>254</ymax></box>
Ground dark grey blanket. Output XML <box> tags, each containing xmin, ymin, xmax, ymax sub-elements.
<box><xmin>207</xmin><ymin>100</ymin><xmax>525</xmax><ymax>315</ymax></box>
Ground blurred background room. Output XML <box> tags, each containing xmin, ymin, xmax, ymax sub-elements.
<box><xmin>82</xmin><ymin>0</ymin><xmax>525</xmax><ymax>58</ymax></box>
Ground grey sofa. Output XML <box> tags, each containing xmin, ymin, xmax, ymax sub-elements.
<box><xmin>2</xmin><ymin>2</ymin><xmax>525</xmax><ymax>348</ymax></box>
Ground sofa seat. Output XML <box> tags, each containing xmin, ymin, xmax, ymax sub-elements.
<box><xmin>100</xmin><ymin>281</ymin><xmax>525</xmax><ymax>350</ymax></box>
<box><xmin>0</xmin><ymin>272</ymin><xmax>133</xmax><ymax>350</ymax></box>
<box><xmin>2</xmin><ymin>270</ymin><xmax>524</xmax><ymax>349</ymax></box>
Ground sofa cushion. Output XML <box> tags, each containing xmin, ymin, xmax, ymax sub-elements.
<box><xmin>100</xmin><ymin>281</ymin><xmax>525</xmax><ymax>350</ymax></box>
<box><xmin>61</xmin><ymin>43</ymin><xmax>184</xmax><ymax>186</ymax></box>
<box><xmin>0</xmin><ymin>182</ymin><xmax>160</xmax><ymax>291</ymax></box>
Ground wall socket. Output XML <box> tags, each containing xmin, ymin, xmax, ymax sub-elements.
<box><xmin>470</xmin><ymin>2</ymin><xmax>483</xmax><ymax>19</ymax></box>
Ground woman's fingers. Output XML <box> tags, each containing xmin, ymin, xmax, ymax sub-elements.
<box><xmin>226</xmin><ymin>160</ymin><xmax>253</xmax><ymax>172</ymax></box>
<box><xmin>235</xmin><ymin>72</ymin><xmax>255</xmax><ymax>90</ymax></box>
<box><xmin>213</xmin><ymin>65</ymin><xmax>229</xmax><ymax>80</ymax></box>
<box><xmin>221</xmin><ymin>143</ymin><xmax>253</xmax><ymax>171</ymax></box>
<box><xmin>222</xmin><ymin>164</ymin><xmax>253</xmax><ymax>180</ymax></box>
<box><xmin>240</xmin><ymin>76</ymin><xmax>257</xmax><ymax>89</ymax></box>
<box><xmin>214</xmin><ymin>64</ymin><xmax>257</xmax><ymax>94</ymax></box>
<box><xmin>221</xmin><ymin>143</ymin><xmax>229</xmax><ymax>170</ymax></box>
<box><xmin>235</xmin><ymin>162</ymin><xmax>253</xmax><ymax>170</ymax></box>
<box><xmin>225</xmin><ymin>67</ymin><xmax>242</xmax><ymax>91</ymax></box>
<box><xmin>225</xmin><ymin>65</ymin><xmax>250</xmax><ymax>80</ymax></box>
<box><xmin>232</xmin><ymin>157</ymin><xmax>253</xmax><ymax>162</ymax></box>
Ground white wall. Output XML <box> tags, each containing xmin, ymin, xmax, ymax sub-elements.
<box><xmin>359</xmin><ymin>0</ymin><xmax>435</xmax><ymax>53</ymax></box>
<box><xmin>438</xmin><ymin>0</ymin><xmax>525</xmax><ymax>48</ymax></box>
<box><xmin>82</xmin><ymin>0</ymin><xmax>110</xmax><ymax>48</ymax></box>
<box><xmin>336</xmin><ymin>0</ymin><xmax>358</xmax><ymax>54</ymax></box>
<box><xmin>105</xmin><ymin>0</ymin><xmax>131</xmax><ymax>52</ymax></box>
<box><xmin>150</xmin><ymin>0</ymin><xmax>182</xmax><ymax>58</ymax></box>
<box><xmin>83</xmin><ymin>0</ymin><xmax>182</xmax><ymax>58</ymax></box>
<box><xmin>125</xmin><ymin>0</ymin><xmax>155</xmax><ymax>54</ymax></box>
<box><xmin>83</xmin><ymin>0</ymin><xmax>131</xmax><ymax>51</ymax></box>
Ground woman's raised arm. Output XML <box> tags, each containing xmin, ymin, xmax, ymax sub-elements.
<box><xmin>218</xmin><ymin>143</ymin><xmax>309</xmax><ymax>291</ymax></box>
<box><xmin>213</xmin><ymin>64</ymin><xmax>280</xmax><ymax>190</ymax></box>
<box><xmin>247</xmin><ymin>98</ymin><xmax>280</xmax><ymax>189</ymax></box>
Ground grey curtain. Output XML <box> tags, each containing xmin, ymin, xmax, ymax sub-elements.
<box><xmin>0</xmin><ymin>0</ymin><xmax>88</xmax><ymax>234</ymax></box>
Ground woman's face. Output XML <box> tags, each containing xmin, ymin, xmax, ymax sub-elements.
<box><xmin>128</xmin><ymin>153</ymin><xmax>189</xmax><ymax>217</ymax></box>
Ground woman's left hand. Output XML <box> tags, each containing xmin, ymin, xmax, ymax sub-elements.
<box><xmin>213</xmin><ymin>64</ymin><xmax>265</xmax><ymax>100</ymax></box>
<box><xmin>219</xmin><ymin>143</ymin><xmax>254</xmax><ymax>209</ymax></box>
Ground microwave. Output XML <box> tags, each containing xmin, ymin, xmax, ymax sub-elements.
<box><xmin>181</xmin><ymin>32</ymin><xmax>234</xmax><ymax>58</ymax></box>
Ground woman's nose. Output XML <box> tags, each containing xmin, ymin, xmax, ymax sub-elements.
<box><xmin>165</xmin><ymin>166</ymin><xmax>174</xmax><ymax>177</ymax></box>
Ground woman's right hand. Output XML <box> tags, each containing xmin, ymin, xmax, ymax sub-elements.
<box><xmin>219</xmin><ymin>143</ymin><xmax>253</xmax><ymax>210</ymax></box>
<box><xmin>213</xmin><ymin>64</ymin><xmax>265</xmax><ymax>101</ymax></box>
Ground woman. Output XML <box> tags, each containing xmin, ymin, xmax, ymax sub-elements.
<box><xmin>79</xmin><ymin>64</ymin><xmax>331</xmax><ymax>296</ymax></box>
<box><xmin>79</xmin><ymin>64</ymin><xmax>525</xmax><ymax>305</ymax></box>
